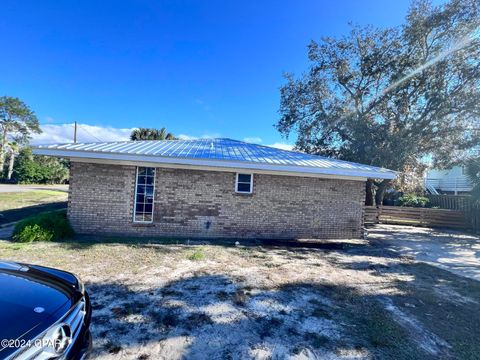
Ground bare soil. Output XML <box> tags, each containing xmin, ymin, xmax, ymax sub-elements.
<box><xmin>1</xmin><ymin>227</ymin><xmax>479</xmax><ymax>359</ymax></box>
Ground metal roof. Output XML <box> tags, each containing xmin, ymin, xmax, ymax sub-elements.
<box><xmin>33</xmin><ymin>138</ymin><xmax>396</xmax><ymax>179</ymax></box>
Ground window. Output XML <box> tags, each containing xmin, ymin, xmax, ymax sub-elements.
<box><xmin>134</xmin><ymin>167</ymin><xmax>156</xmax><ymax>223</ymax></box>
<box><xmin>235</xmin><ymin>173</ymin><xmax>253</xmax><ymax>193</ymax></box>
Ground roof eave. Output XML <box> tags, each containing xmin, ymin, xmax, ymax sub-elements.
<box><xmin>33</xmin><ymin>147</ymin><xmax>396</xmax><ymax>180</ymax></box>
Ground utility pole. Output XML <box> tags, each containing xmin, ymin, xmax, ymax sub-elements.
<box><xmin>74</xmin><ymin>121</ymin><xmax>77</xmax><ymax>144</ymax></box>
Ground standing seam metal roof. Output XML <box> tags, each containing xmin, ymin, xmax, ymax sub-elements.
<box><xmin>34</xmin><ymin>138</ymin><xmax>396</xmax><ymax>178</ymax></box>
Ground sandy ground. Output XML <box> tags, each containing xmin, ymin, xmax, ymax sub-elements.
<box><xmin>368</xmin><ymin>225</ymin><xmax>480</xmax><ymax>281</ymax></box>
<box><xmin>1</xmin><ymin>227</ymin><xmax>479</xmax><ymax>359</ymax></box>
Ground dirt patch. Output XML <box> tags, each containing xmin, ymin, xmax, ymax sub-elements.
<box><xmin>1</xmin><ymin>227</ymin><xmax>480</xmax><ymax>359</ymax></box>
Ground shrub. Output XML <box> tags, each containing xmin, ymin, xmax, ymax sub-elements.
<box><xmin>14</xmin><ymin>224</ymin><xmax>55</xmax><ymax>243</ymax></box>
<box><xmin>397</xmin><ymin>193</ymin><xmax>429</xmax><ymax>208</ymax></box>
<box><xmin>13</xmin><ymin>210</ymin><xmax>74</xmax><ymax>243</ymax></box>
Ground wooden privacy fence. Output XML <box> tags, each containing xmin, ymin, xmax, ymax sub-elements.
<box><xmin>472</xmin><ymin>210</ymin><xmax>480</xmax><ymax>234</ymax></box>
<box><xmin>427</xmin><ymin>195</ymin><xmax>479</xmax><ymax>234</ymax></box>
<box><xmin>364</xmin><ymin>206</ymin><xmax>380</xmax><ymax>226</ymax></box>
<box><xmin>427</xmin><ymin>195</ymin><xmax>472</xmax><ymax>211</ymax></box>
<box><xmin>364</xmin><ymin>205</ymin><xmax>469</xmax><ymax>230</ymax></box>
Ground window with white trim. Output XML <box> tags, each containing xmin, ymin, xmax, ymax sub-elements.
<box><xmin>235</xmin><ymin>173</ymin><xmax>253</xmax><ymax>193</ymax></box>
<box><xmin>134</xmin><ymin>167</ymin><xmax>156</xmax><ymax>222</ymax></box>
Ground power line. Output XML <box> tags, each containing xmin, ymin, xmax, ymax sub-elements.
<box><xmin>78</xmin><ymin>125</ymin><xmax>103</xmax><ymax>142</ymax></box>
<box><xmin>38</xmin><ymin>122</ymin><xmax>103</xmax><ymax>143</ymax></box>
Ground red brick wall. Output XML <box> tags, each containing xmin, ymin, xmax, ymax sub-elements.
<box><xmin>68</xmin><ymin>162</ymin><xmax>365</xmax><ymax>239</ymax></box>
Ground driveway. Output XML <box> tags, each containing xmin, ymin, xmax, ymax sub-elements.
<box><xmin>0</xmin><ymin>184</ymin><xmax>68</xmax><ymax>193</ymax></box>
<box><xmin>368</xmin><ymin>224</ymin><xmax>480</xmax><ymax>281</ymax></box>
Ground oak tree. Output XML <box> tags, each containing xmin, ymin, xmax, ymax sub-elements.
<box><xmin>276</xmin><ymin>0</ymin><xmax>480</xmax><ymax>204</ymax></box>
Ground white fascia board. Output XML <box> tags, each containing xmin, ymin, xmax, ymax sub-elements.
<box><xmin>33</xmin><ymin>148</ymin><xmax>396</xmax><ymax>180</ymax></box>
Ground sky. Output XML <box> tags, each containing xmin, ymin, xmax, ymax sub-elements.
<box><xmin>0</xmin><ymin>0</ymin><xmax>445</xmax><ymax>148</ymax></box>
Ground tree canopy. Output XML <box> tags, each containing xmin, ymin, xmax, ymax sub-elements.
<box><xmin>130</xmin><ymin>127</ymin><xmax>177</xmax><ymax>141</ymax></box>
<box><xmin>276</xmin><ymin>0</ymin><xmax>480</xmax><ymax>204</ymax></box>
<box><xmin>0</xmin><ymin>96</ymin><xmax>41</xmax><ymax>174</ymax></box>
<box><xmin>12</xmin><ymin>147</ymin><xmax>69</xmax><ymax>184</ymax></box>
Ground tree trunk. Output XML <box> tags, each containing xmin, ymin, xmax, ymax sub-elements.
<box><xmin>7</xmin><ymin>152</ymin><xmax>15</xmax><ymax>180</ymax></box>
<box><xmin>375</xmin><ymin>179</ymin><xmax>391</xmax><ymax>206</ymax></box>
<box><xmin>365</xmin><ymin>179</ymin><xmax>374</xmax><ymax>206</ymax></box>
<box><xmin>0</xmin><ymin>126</ymin><xmax>7</xmax><ymax>176</ymax></box>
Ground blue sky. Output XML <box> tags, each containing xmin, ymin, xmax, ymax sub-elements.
<box><xmin>0</xmin><ymin>0</ymin><xmax>445</xmax><ymax>147</ymax></box>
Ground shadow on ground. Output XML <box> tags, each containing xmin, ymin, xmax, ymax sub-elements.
<box><xmin>2</xmin><ymin>224</ymin><xmax>480</xmax><ymax>359</ymax></box>
<box><xmin>61</xmin><ymin>234</ymin><xmax>378</xmax><ymax>254</ymax></box>
<box><xmin>85</xmin><ymin>262</ymin><xmax>480</xmax><ymax>360</ymax></box>
<box><xmin>0</xmin><ymin>201</ymin><xmax>67</xmax><ymax>225</ymax></box>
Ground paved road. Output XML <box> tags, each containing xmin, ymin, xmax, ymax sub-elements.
<box><xmin>0</xmin><ymin>184</ymin><xmax>68</xmax><ymax>193</ymax></box>
<box><xmin>0</xmin><ymin>223</ymin><xmax>15</xmax><ymax>240</ymax></box>
<box><xmin>369</xmin><ymin>224</ymin><xmax>480</xmax><ymax>281</ymax></box>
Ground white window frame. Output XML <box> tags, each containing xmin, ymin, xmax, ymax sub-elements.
<box><xmin>235</xmin><ymin>173</ymin><xmax>253</xmax><ymax>194</ymax></box>
<box><xmin>133</xmin><ymin>167</ymin><xmax>156</xmax><ymax>223</ymax></box>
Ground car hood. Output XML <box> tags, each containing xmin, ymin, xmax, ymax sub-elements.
<box><xmin>0</xmin><ymin>262</ymin><xmax>79</xmax><ymax>349</ymax></box>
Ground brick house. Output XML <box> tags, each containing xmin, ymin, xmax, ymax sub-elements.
<box><xmin>34</xmin><ymin>138</ymin><xmax>395</xmax><ymax>239</ymax></box>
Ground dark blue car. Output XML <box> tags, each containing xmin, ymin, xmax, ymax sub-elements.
<box><xmin>0</xmin><ymin>261</ymin><xmax>92</xmax><ymax>360</ymax></box>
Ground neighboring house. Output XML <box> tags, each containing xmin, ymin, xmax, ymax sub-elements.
<box><xmin>425</xmin><ymin>166</ymin><xmax>473</xmax><ymax>195</ymax></box>
<box><xmin>33</xmin><ymin>138</ymin><xmax>395</xmax><ymax>239</ymax></box>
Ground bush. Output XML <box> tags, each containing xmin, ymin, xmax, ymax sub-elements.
<box><xmin>397</xmin><ymin>193</ymin><xmax>429</xmax><ymax>208</ymax></box>
<box><xmin>15</xmin><ymin>224</ymin><xmax>55</xmax><ymax>243</ymax></box>
<box><xmin>13</xmin><ymin>210</ymin><xmax>74</xmax><ymax>243</ymax></box>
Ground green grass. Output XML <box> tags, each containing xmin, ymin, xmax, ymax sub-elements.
<box><xmin>0</xmin><ymin>190</ymin><xmax>68</xmax><ymax>212</ymax></box>
<box><xmin>0</xmin><ymin>190</ymin><xmax>68</xmax><ymax>224</ymax></box>
<box><xmin>187</xmin><ymin>248</ymin><xmax>206</xmax><ymax>261</ymax></box>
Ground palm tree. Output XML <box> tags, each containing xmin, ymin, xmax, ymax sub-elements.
<box><xmin>130</xmin><ymin>127</ymin><xmax>177</xmax><ymax>141</ymax></box>
<box><xmin>465</xmin><ymin>157</ymin><xmax>480</xmax><ymax>204</ymax></box>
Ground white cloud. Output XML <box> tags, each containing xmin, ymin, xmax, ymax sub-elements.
<box><xmin>243</xmin><ymin>137</ymin><xmax>262</xmax><ymax>143</ymax></box>
<box><xmin>177</xmin><ymin>133</ymin><xmax>222</xmax><ymax>140</ymax></box>
<box><xmin>31</xmin><ymin>123</ymin><xmax>133</xmax><ymax>145</ymax></box>
<box><xmin>177</xmin><ymin>134</ymin><xmax>197</xmax><ymax>140</ymax></box>
<box><xmin>268</xmin><ymin>142</ymin><xmax>294</xmax><ymax>151</ymax></box>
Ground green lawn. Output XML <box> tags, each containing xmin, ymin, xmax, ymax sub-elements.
<box><xmin>0</xmin><ymin>190</ymin><xmax>68</xmax><ymax>224</ymax></box>
<box><xmin>0</xmin><ymin>190</ymin><xmax>68</xmax><ymax>211</ymax></box>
